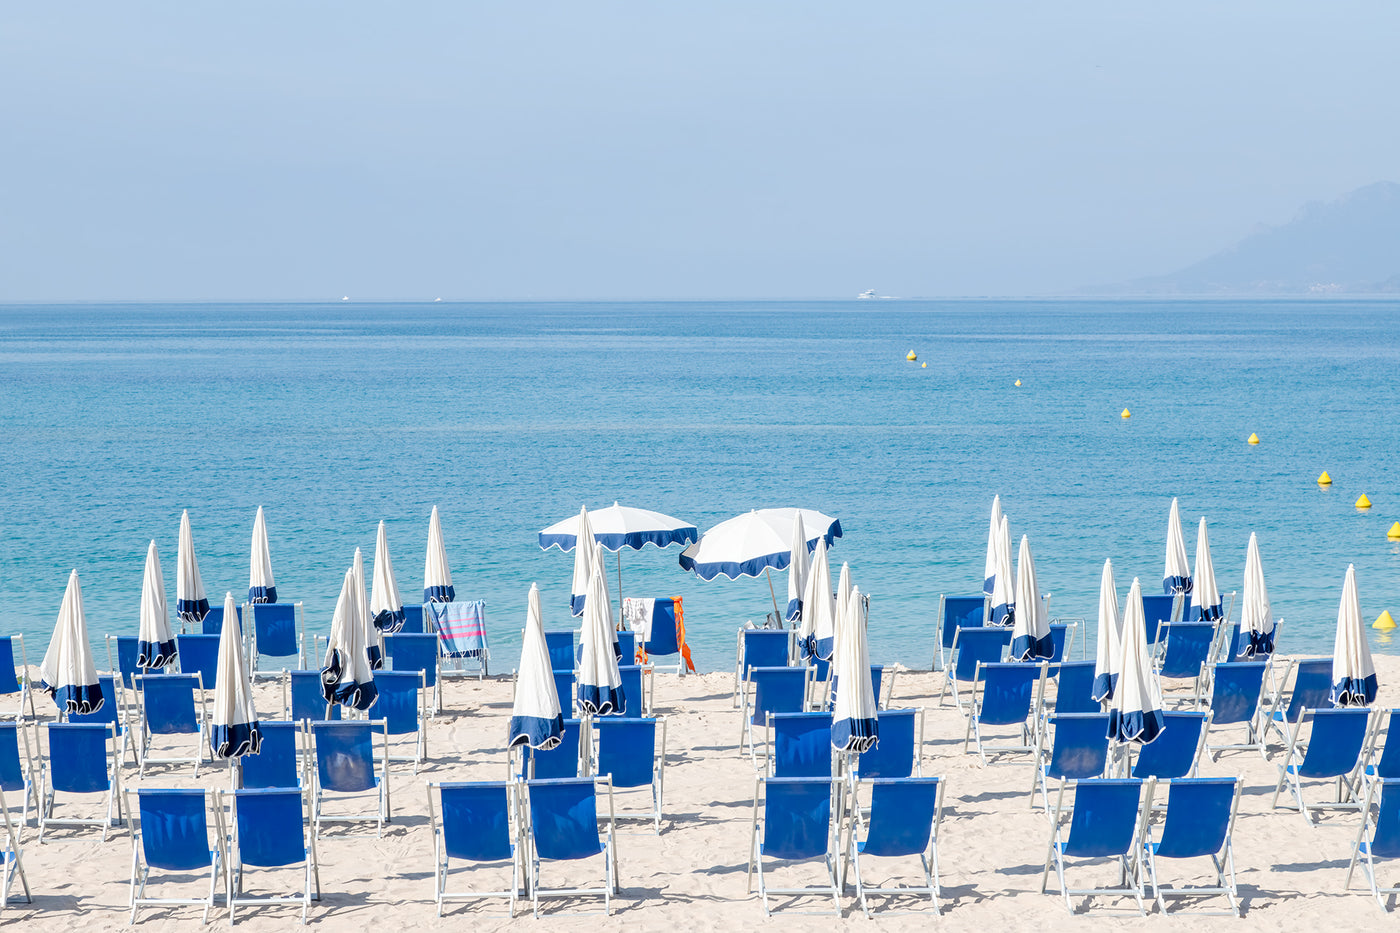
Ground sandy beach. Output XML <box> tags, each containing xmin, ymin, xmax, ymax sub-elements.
<box><xmin>3</xmin><ymin>653</ymin><xmax>1394</xmax><ymax>930</ymax></box>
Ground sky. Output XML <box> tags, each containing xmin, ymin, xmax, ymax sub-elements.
<box><xmin>1</xmin><ymin>3</ymin><xmax>1397</xmax><ymax>300</ymax></box>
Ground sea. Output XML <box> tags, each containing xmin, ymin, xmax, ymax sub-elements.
<box><xmin>2</xmin><ymin>298</ymin><xmax>1398</xmax><ymax>673</ymax></box>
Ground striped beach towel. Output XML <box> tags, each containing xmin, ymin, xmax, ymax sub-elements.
<box><xmin>431</xmin><ymin>600</ymin><xmax>490</xmax><ymax>660</ymax></box>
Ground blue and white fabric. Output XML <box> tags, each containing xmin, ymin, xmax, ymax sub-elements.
<box><xmin>508</xmin><ymin>583</ymin><xmax>564</xmax><ymax>750</ymax></box>
<box><xmin>538</xmin><ymin>501</ymin><xmax>697</xmax><ymax>553</ymax></box>
<box><xmin>354</xmin><ymin>547</ymin><xmax>383</xmax><ymax>670</ymax></box>
<box><xmin>577</xmin><ymin>560</ymin><xmax>624</xmax><ymax>715</ymax></box>
<box><xmin>797</xmin><ymin>535</ymin><xmax>836</xmax><ymax>661</ymax></box>
<box><xmin>1240</xmin><ymin>532</ymin><xmax>1276</xmax><ymax>657</ymax></box>
<box><xmin>1091</xmin><ymin>558</ymin><xmax>1122</xmax><ymax>702</ymax></box>
<box><xmin>248</xmin><ymin>505</ymin><xmax>277</xmax><ymax>604</ymax></box>
<box><xmin>175</xmin><ymin>509</ymin><xmax>210</xmax><ymax>624</ymax></box>
<box><xmin>569</xmin><ymin>505</ymin><xmax>595</xmax><ymax>617</ymax></box>
<box><xmin>322</xmin><ymin>567</ymin><xmax>378</xmax><ymax>711</ymax></box>
<box><xmin>984</xmin><ymin>494</ymin><xmax>1003</xmax><ymax>596</ymax></box>
<box><xmin>786</xmin><ymin>511</ymin><xmax>810</xmax><ymax>623</ymax></box>
<box><xmin>1108</xmin><ymin>578</ymin><xmax>1165</xmax><ymax>745</ymax></box>
<box><xmin>211</xmin><ymin>591</ymin><xmax>262</xmax><ymax>759</ymax></box>
<box><xmin>137</xmin><ymin>539</ymin><xmax>176</xmax><ymax>669</ymax></box>
<box><xmin>831</xmin><ymin>586</ymin><xmax>878</xmax><ymax>753</ymax></box>
<box><xmin>1331</xmin><ymin>564</ymin><xmax>1378</xmax><ymax>707</ymax></box>
<box><xmin>423</xmin><ymin>505</ymin><xmax>455</xmax><ymax>604</ymax></box>
<box><xmin>1010</xmin><ymin>534</ymin><xmax>1054</xmax><ymax>660</ymax></box>
<box><xmin>677</xmin><ymin>508</ymin><xmax>840</xmax><ymax>581</ymax></box>
<box><xmin>369</xmin><ymin>520</ymin><xmax>405</xmax><ymax>633</ymax></box>
<box><xmin>39</xmin><ymin>569</ymin><xmax>103</xmax><ymax>715</ymax></box>
<box><xmin>989</xmin><ymin>514</ymin><xmax>1015</xmax><ymax>626</ymax></box>
<box><xmin>1163</xmin><ymin>498</ymin><xmax>1192</xmax><ymax>595</ymax></box>
<box><xmin>1189</xmin><ymin>517</ymin><xmax>1223</xmax><ymax>622</ymax></box>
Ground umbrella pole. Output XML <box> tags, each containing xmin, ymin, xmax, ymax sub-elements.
<box><xmin>616</xmin><ymin>552</ymin><xmax>623</xmax><ymax>609</ymax></box>
<box><xmin>765</xmin><ymin>568</ymin><xmax>781</xmax><ymax>627</ymax></box>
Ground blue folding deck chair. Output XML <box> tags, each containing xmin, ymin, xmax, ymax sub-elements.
<box><xmin>1141</xmin><ymin>777</ymin><xmax>1242</xmax><ymax>916</ymax></box>
<box><xmin>616</xmin><ymin>630</ymin><xmax>636</xmax><ymax>665</ymax></box>
<box><xmin>1050</xmin><ymin>660</ymin><xmax>1101</xmax><ymax>716</ymax></box>
<box><xmin>371</xmin><ymin>670</ymin><xmax>428</xmax><ymax>773</ymax></box>
<box><xmin>849</xmin><ymin>776</ymin><xmax>944</xmax><ymax>918</ymax></box>
<box><xmin>593</xmin><ymin>717</ymin><xmax>666</xmax><ymax>832</ymax></box>
<box><xmin>286</xmin><ymin>671</ymin><xmax>339</xmax><ymax>722</ymax></box>
<box><xmin>1131</xmin><ymin>711</ymin><xmax>1210</xmax><ymax>781</ymax></box>
<box><xmin>400</xmin><ymin>604</ymin><xmax>426</xmax><ymax>633</ymax></box>
<box><xmin>527</xmin><ymin>718</ymin><xmax>583</xmax><ymax>780</ymax></box>
<box><xmin>225</xmin><ymin>787</ymin><xmax>320</xmax><ymax>924</ymax></box>
<box><xmin>767</xmin><ymin>713</ymin><xmax>832</xmax><ymax>778</ymax></box>
<box><xmin>175</xmin><ymin>634</ymin><xmax>220</xmax><ymax>695</ymax></box>
<box><xmin>238</xmin><ymin>721</ymin><xmax>302</xmax><ymax>790</ymax></box>
<box><xmin>939</xmin><ymin>626</ymin><xmax>1009</xmax><ymax>710</ymax></box>
<box><xmin>1141</xmin><ymin>594</ymin><xmax>1175</xmax><ymax>648</ymax></box>
<box><xmin>1048</xmin><ymin>622</ymin><xmax>1077</xmax><ymax>663</ymax></box>
<box><xmin>964</xmin><ymin>661</ymin><xmax>1048</xmax><ymax>765</ymax></box>
<box><xmin>0</xmin><ymin>636</ymin><xmax>34</xmax><ymax>721</ymax></box>
<box><xmin>823</xmin><ymin>664</ymin><xmax>887</xmax><ymax>713</ymax></box>
<box><xmin>199</xmin><ymin>604</ymin><xmax>240</xmax><ymax>637</ymax></box>
<box><xmin>1267</xmin><ymin>657</ymin><xmax>1334</xmax><ymax>747</ymax></box>
<box><xmin>309</xmin><ymin>720</ymin><xmax>391</xmax><ymax>838</ymax></box>
<box><xmin>69</xmin><ymin>674</ymin><xmax>136</xmax><ymax>765</ymax></box>
<box><xmin>525</xmin><ymin>777</ymin><xmax>617</xmax><ymax>918</ymax></box>
<box><xmin>135</xmin><ymin>673</ymin><xmax>207</xmax><ymax>777</ymax></box>
<box><xmin>1346</xmin><ymin>777</ymin><xmax>1400</xmax><ymax>910</ymax></box>
<box><xmin>127</xmin><ymin>788</ymin><xmax>225</xmax><ymax>924</ymax></box>
<box><xmin>384</xmin><ymin>632</ymin><xmax>442</xmax><ymax>714</ymax></box>
<box><xmin>1272</xmin><ymin>707</ymin><xmax>1370</xmax><ymax>826</ymax></box>
<box><xmin>429</xmin><ymin>781</ymin><xmax>521</xmax><ymax>917</ymax></box>
<box><xmin>734</xmin><ymin>629</ymin><xmax>794</xmax><ymax>706</ymax></box>
<box><xmin>1031</xmin><ymin>713</ymin><xmax>1111</xmax><ymax>812</ymax></box>
<box><xmin>1203</xmin><ymin>661</ymin><xmax>1268</xmax><ymax>761</ymax></box>
<box><xmin>742</xmin><ymin>666</ymin><xmax>810</xmax><ymax>758</ymax></box>
<box><xmin>544</xmin><ymin>632</ymin><xmax>574</xmax><ymax>673</ymax></box>
<box><xmin>640</xmin><ymin>600</ymin><xmax>687</xmax><ymax>673</ymax></box>
<box><xmin>609</xmin><ymin>664</ymin><xmax>649</xmax><ymax>718</ymax></box>
<box><xmin>1154</xmin><ymin>622</ymin><xmax>1218</xmax><ymax>703</ymax></box>
<box><xmin>0</xmin><ymin>723</ymin><xmax>37</xmax><ymax>832</ymax></box>
<box><xmin>551</xmin><ymin>670</ymin><xmax>575</xmax><ymax>718</ymax></box>
<box><xmin>1041</xmin><ymin>778</ymin><xmax>1151</xmax><ymax>915</ymax></box>
<box><xmin>247</xmin><ymin>601</ymin><xmax>305</xmax><ymax>678</ymax></box>
<box><xmin>39</xmin><ymin>722</ymin><xmax>124</xmax><ymax>842</ymax></box>
<box><xmin>856</xmin><ymin>708</ymin><xmax>923</xmax><ymax>779</ymax></box>
<box><xmin>1361</xmin><ymin>708</ymin><xmax>1400</xmax><ymax>785</ymax></box>
<box><xmin>0</xmin><ymin>786</ymin><xmax>28</xmax><ymax>909</ymax></box>
<box><xmin>747</xmin><ymin>776</ymin><xmax>840</xmax><ymax>917</ymax></box>
<box><xmin>107</xmin><ymin>634</ymin><xmax>163</xmax><ymax>693</ymax></box>
<box><xmin>935</xmin><ymin>595</ymin><xmax>988</xmax><ymax>672</ymax></box>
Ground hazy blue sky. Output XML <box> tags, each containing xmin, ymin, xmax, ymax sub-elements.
<box><xmin>2</xmin><ymin>3</ymin><xmax>1396</xmax><ymax>299</ymax></box>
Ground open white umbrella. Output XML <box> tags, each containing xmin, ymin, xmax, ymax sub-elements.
<box><xmin>786</xmin><ymin>511</ymin><xmax>811</xmax><ymax>623</ymax></box>
<box><xmin>831</xmin><ymin>586</ymin><xmax>878</xmax><ymax>753</ymax></box>
<box><xmin>1239</xmin><ymin>532</ymin><xmax>1276</xmax><ymax>657</ymax></box>
<box><xmin>211</xmin><ymin>592</ymin><xmax>262</xmax><ymax>759</ymax></box>
<box><xmin>355</xmin><ymin>547</ymin><xmax>383</xmax><ymax>670</ymax></box>
<box><xmin>322</xmin><ymin>567</ymin><xmax>378</xmax><ymax>711</ymax></box>
<box><xmin>369</xmin><ymin>520</ymin><xmax>405</xmax><ymax>633</ymax></box>
<box><xmin>984</xmin><ymin>495</ymin><xmax>1004</xmax><ymax>596</ymax></box>
<box><xmin>1331</xmin><ymin>564</ymin><xmax>1377</xmax><ymax>707</ymax></box>
<box><xmin>137</xmin><ymin>540</ymin><xmax>176</xmax><ymax>669</ymax></box>
<box><xmin>1091</xmin><ymin>559</ymin><xmax>1122</xmax><ymax>702</ymax></box>
<box><xmin>541</xmin><ymin>502</ymin><xmax>697</xmax><ymax>608</ymax></box>
<box><xmin>990</xmin><ymin>514</ymin><xmax>1015</xmax><ymax>625</ymax></box>
<box><xmin>797</xmin><ymin>535</ymin><xmax>836</xmax><ymax>661</ymax></box>
<box><xmin>1163</xmin><ymin>498</ymin><xmax>1192</xmax><ymax>596</ymax></box>
<box><xmin>1010</xmin><ymin>534</ymin><xmax>1053</xmax><ymax>660</ymax></box>
<box><xmin>508</xmin><ymin>583</ymin><xmax>564</xmax><ymax>750</ymax></box>
<box><xmin>1108</xmin><ymin>578</ymin><xmax>1165</xmax><ymax>746</ymax></box>
<box><xmin>1189</xmin><ymin>517</ymin><xmax>1223</xmax><ymax>622</ymax></box>
<box><xmin>577</xmin><ymin>560</ymin><xmax>624</xmax><ymax>715</ymax></box>
<box><xmin>569</xmin><ymin>506</ymin><xmax>595</xmax><ymax>617</ymax></box>
<box><xmin>39</xmin><ymin>570</ymin><xmax>103</xmax><ymax>715</ymax></box>
<box><xmin>248</xmin><ymin>505</ymin><xmax>277</xmax><ymax>604</ymax></box>
<box><xmin>424</xmin><ymin>505</ymin><xmax>455</xmax><ymax>604</ymax></box>
<box><xmin>176</xmin><ymin>509</ymin><xmax>210</xmax><ymax>625</ymax></box>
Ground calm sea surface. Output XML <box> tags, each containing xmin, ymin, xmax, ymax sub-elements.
<box><xmin>2</xmin><ymin>299</ymin><xmax>1399</xmax><ymax>672</ymax></box>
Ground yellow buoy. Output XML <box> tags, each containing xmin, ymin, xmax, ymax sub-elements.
<box><xmin>1120</xmin><ymin>408</ymin><xmax>1131</xmax><ymax>419</ymax></box>
<box><xmin>1375</xmin><ymin>610</ymin><xmax>1397</xmax><ymax>631</ymax></box>
<box><xmin>1318</xmin><ymin>471</ymin><xmax>1332</xmax><ymax>486</ymax></box>
<box><xmin>1356</xmin><ymin>493</ymin><xmax>1372</xmax><ymax>510</ymax></box>
<box><xmin>1247</xmin><ymin>433</ymin><xmax>1259</xmax><ymax>445</ymax></box>
<box><xmin>906</xmin><ymin>350</ymin><xmax>917</xmax><ymax>361</ymax></box>
<box><xmin>1389</xmin><ymin>522</ymin><xmax>1400</xmax><ymax>540</ymax></box>
<box><xmin>1014</xmin><ymin>379</ymin><xmax>1022</xmax><ymax>387</ymax></box>
<box><xmin>921</xmin><ymin>362</ymin><xmax>927</xmax><ymax>368</ymax></box>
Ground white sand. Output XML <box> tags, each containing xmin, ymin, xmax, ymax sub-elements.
<box><xmin>5</xmin><ymin>654</ymin><xmax>1396</xmax><ymax>929</ymax></box>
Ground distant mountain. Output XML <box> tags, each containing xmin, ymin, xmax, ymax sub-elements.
<box><xmin>1092</xmin><ymin>181</ymin><xmax>1400</xmax><ymax>295</ymax></box>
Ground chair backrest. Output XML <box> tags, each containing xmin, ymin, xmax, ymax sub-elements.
<box><xmin>175</xmin><ymin>634</ymin><xmax>220</xmax><ymax>691</ymax></box>
<box><xmin>370</xmin><ymin>671</ymin><xmax>423</xmax><ymax>736</ymax></box>
<box><xmin>233</xmin><ymin>788</ymin><xmax>307</xmax><ymax>868</ymax></box>
<box><xmin>401</xmin><ymin>604</ymin><xmax>426</xmax><ymax>634</ymax></box>
<box><xmin>138</xmin><ymin>788</ymin><xmax>214</xmax><ymax>871</ymax></box>
<box><xmin>862</xmin><ymin>777</ymin><xmax>940</xmax><ymax>858</ymax></box>
<box><xmin>0</xmin><ymin>723</ymin><xmax>26</xmax><ymax>793</ymax></box>
<box><xmin>438</xmin><ymin>782</ymin><xmax>513</xmax><ymax>862</ymax></box>
<box><xmin>288</xmin><ymin>670</ymin><xmax>339</xmax><ymax>722</ymax></box>
<box><xmin>856</xmin><ymin>708</ymin><xmax>916</xmax><ymax>778</ymax></box>
<box><xmin>975</xmin><ymin>662</ymin><xmax>1042</xmax><ymax>726</ymax></box>
<box><xmin>749</xmin><ymin>667</ymin><xmax>808</xmax><ymax>724</ymax></box>
<box><xmin>642</xmin><ymin>599</ymin><xmax>681</xmax><ymax>656</ymax></box>
<box><xmin>762</xmin><ymin>777</ymin><xmax>832</xmax><ymax>860</ymax></box>
<box><xmin>1372</xmin><ymin>778</ymin><xmax>1400</xmax><ymax>859</ymax></box>
<box><xmin>1048</xmin><ymin>623</ymin><xmax>1073</xmax><ymax>663</ymax></box>
<box><xmin>1130</xmin><ymin>711</ymin><xmax>1207</xmax><ymax>779</ymax></box>
<box><xmin>742</xmin><ymin>630</ymin><xmax>791</xmax><ymax>673</ymax></box>
<box><xmin>1053</xmin><ymin>661</ymin><xmax>1100</xmax><ymax>714</ymax></box>
<box><xmin>1062</xmin><ymin>779</ymin><xmax>1143</xmax><ymax>857</ymax></box>
<box><xmin>770</xmin><ymin>713</ymin><xmax>832</xmax><ymax>778</ymax></box>
<box><xmin>46</xmin><ymin>723</ymin><xmax>113</xmax><ymax>793</ymax></box>
<box><xmin>384</xmin><ymin>633</ymin><xmax>439</xmax><ymax>688</ymax></box>
<box><xmin>1296</xmin><ymin>708</ymin><xmax>1369</xmax><ymax>778</ymax></box>
<box><xmin>239</xmin><ymin>721</ymin><xmax>301</xmax><ymax>789</ymax></box>
<box><xmin>594</xmin><ymin>717</ymin><xmax>658</xmax><ymax>788</ymax></box>
<box><xmin>0</xmin><ymin>638</ymin><xmax>20</xmax><ymax>695</ymax></box>
<box><xmin>940</xmin><ymin>596</ymin><xmax>988</xmax><ymax>649</ymax></box>
<box><xmin>617</xmin><ymin>630</ymin><xmax>636</xmax><ymax>664</ymax></box>
<box><xmin>530</xmin><ymin>719</ymin><xmax>582</xmax><ymax>779</ymax></box>
<box><xmin>1157</xmin><ymin>622</ymin><xmax>1217</xmax><ymax>679</ymax></box>
<box><xmin>1376</xmin><ymin>709</ymin><xmax>1400</xmax><ymax>780</ymax></box>
<box><xmin>109</xmin><ymin>635</ymin><xmax>148</xmax><ymax>690</ymax></box>
<box><xmin>1208</xmin><ymin>662</ymin><xmax>1266</xmax><ymax>726</ymax></box>
<box><xmin>613</xmin><ymin>665</ymin><xmax>644</xmax><ymax>717</ymax></box>
<box><xmin>138</xmin><ymin>674</ymin><xmax>201</xmax><ymax>734</ymax></box>
<box><xmin>1281</xmin><ymin>658</ymin><xmax>1335</xmax><ymax>723</ymax></box>
<box><xmin>201</xmin><ymin>604</ymin><xmax>241</xmax><ymax>637</ymax></box>
<box><xmin>1046</xmin><ymin>714</ymin><xmax>1111</xmax><ymax>781</ymax></box>
<box><xmin>1141</xmin><ymin>594</ymin><xmax>1174</xmax><ymax>646</ymax></box>
<box><xmin>69</xmin><ymin>675</ymin><xmax>121</xmax><ymax>728</ymax></box>
<box><xmin>952</xmin><ymin>627</ymin><xmax>1009</xmax><ymax>683</ymax></box>
<box><xmin>528</xmin><ymin>778</ymin><xmax>603</xmax><ymax>861</ymax></box>
<box><xmin>311</xmin><ymin>721</ymin><xmax>379</xmax><ymax>792</ymax></box>
<box><xmin>552</xmin><ymin>670</ymin><xmax>576</xmax><ymax>717</ymax></box>
<box><xmin>1153</xmin><ymin>778</ymin><xmax>1237</xmax><ymax>859</ymax></box>
<box><xmin>544</xmin><ymin>631</ymin><xmax>575</xmax><ymax>672</ymax></box>
<box><xmin>870</xmin><ymin>665</ymin><xmax>884</xmax><ymax>706</ymax></box>
<box><xmin>250</xmin><ymin>602</ymin><xmax>300</xmax><ymax>658</ymax></box>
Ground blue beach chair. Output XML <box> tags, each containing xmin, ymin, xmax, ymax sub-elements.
<box><xmin>238</xmin><ymin>721</ymin><xmax>302</xmax><ymax>790</ymax></box>
<box><xmin>38</xmin><ymin>722</ymin><xmax>124</xmax><ymax>841</ymax></box>
<box><xmin>1050</xmin><ymin>660</ymin><xmax>1100</xmax><ymax>716</ymax></box>
<box><xmin>0</xmin><ymin>636</ymin><xmax>34</xmax><ymax>721</ymax></box>
<box><xmin>1154</xmin><ymin>622</ymin><xmax>1218</xmax><ymax>702</ymax></box>
<box><xmin>766</xmin><ymin>712</ymin><xmax>832</xmax><ymax>778</ymax></box>
<box><xmin>0</xmin><ymin>787</ymin><xmax>28</xmax><ymax>909</ymax></box>
<box><xmin>747</xmin><ymin>776</ymin><xmax>839</xmax><ymax>917</ymax></box>
<box><xmin>286</xmin><ymin>670</ymin><xmax>339</xmax><ymax>722</ymax></box>
<box><xmin>616</xmin><ymin>630</ymin><xmax>636</xmax><ymax>665</ymax></box>
<box><xmin>855</xmin><ymin>708</ymin><xmax>923</xmax><ymax>779</ymax></box>
<box><xmin>127</xmin><ymin>788</ymin><xmax>225</xmax><ymax>924</ymax></box>
<box><xmin>1346</xmin><ymin>777</ymin><xmax>1400</xmax><ymax>910</ymax></box>
<box><xmin>526</xmin><ymin>777</ymin><xmax>617</xmax><ymax>918</ymax></box>
<box><xmin>199</xmin><ymin>604</ymin><xmax>240</xmax><ymax>638</ymax></box>
<box><xmin>429</xmin><ymin>781</ymin><xmax>521</xmax><ymax>917</ymax></box>
<box><xmin>310</xmin><ymin>720</ymin><xmax>391</xmax><ymax>837</ymax></box>
<box><xmin>135</xmin><ymin>673</ymin><xmax>207</xmax><ymax>777</ymax></box>
<box><xmin>1141</xmin><ymin>778</ymin><xmax>1242</xmax><ymax>916</ymax></box>
<box><xmin>544</xmin><ymin>632</ymin><xmax>575</xmax><ymax>673</ymax></box>
<box><xmin>593</xmin><ymin>717</ymin><xmax>666</xmax><ymax>831</ymax></box>
<box><xmin>1203</xmin><ymin>661</ymin><xmax>1268</xmax><ymax>760</ymax></box>
<box><xmin>69</xmin><ymin>674</ymin><xmax>136</xmax><ymax>765</ymax></box>
<box><xmin>1041</xmin><ymin>778</ymin><xmax>1150</xmax><ymax>915</ymax></box>
<box><xmin>1048</xmin><ymin>621</ymin><xmax>1078</xmax><ymax>664</ymax></box>
<box><xmin>1272</xmin><ymin>707</ymin><xmax>1370</xmax><ymax>825</ymax></box>
<box><xmin>1267</xmin><ymin>657</ymin><xmax>1335</xmax><ymax>747</ymax></box>
<box><xmin>551</xmin><ymin>669</ymin><xmax>575</xmax><ymax>718</ymax></box>
<box><xmin>741</xmin><ymin>666</ymin><xmax>810</xmax><ymax>758</ymax></box>
<box><xmin>176</xmin><ymin>634</ymin><xmax>220</xmax><ymax>695</ymax></box>
<box><xmin>384</xmin><ymin>632</ymin><xmax>442</xmax><ymax>714</ymax></box>
<box><xmin>1361</xmin><ymin>708</ymin><xmax>1400</xmax><ymax>785</ymax></box>
<box><xmin>734</xmin><ymin>629</ymin><xmax>794</xmax><ymax>705</ymax></box>
<box><xmin>1141</xmin><ymin>595</ymin><xmax>1174</xmax><ymax>648</ymax></box>
<box><xmin>107</xmin><ymin>634</ymin><xmax>162</xmax><ymax>692</ymax></box>
<box><xmin>939</xmin><ymin>626</ymin><xmax>1009</xmax><ymax>710</ymax></box>
<box><xmin>609</xmin><ymin>664</ymin><xmax>650</xmax><ymax>718</ymax></box>
<box><xmin>1130</xmin><ymin>711</ymin><xmax>1209</xmax><ymax>781</ymax></box>
<box><xmin>964</xmin><ymin>661</ymin><xmax>1047</xmax><ymax>765</ymax></box>
<box><xmin>371</xmin><ymin>670</ymin><xmax>429</xmax><ymax>772</ymax></box>
<box><xmin>225</xmin><ymin>787</ymin><xmax>320</xmax><ymax>923</ymax></box>
<box><xmin>248</xmin><ymin>601</ymin><xmax>305</xmax><ymax>678</ymax></box>
<box><xmin>849</xmin><ymin>776</ymin><xmax>944</xmax><ymax>918</ymax></box>
<box><xmin>528</xmin><ymin>718</ymin><xmax>583</xmax><ymax>780</ymax></box>
<box><xmin>935</xmin><ymin>595</ymin><xmax>988</xmax><ymax>672</ymax></box>
<box><xmin>1031</xmin><ymin>713</ymin><xmax>1111</xmax><ymax>812</ymax></box>
<box><xmin>0</xmin><ymin>723</ymin><xmax>36</xmax><ymax>835</ymax></box>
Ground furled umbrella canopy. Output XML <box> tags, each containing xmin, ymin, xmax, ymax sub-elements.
<box><xmin>1189</xmin><ymin>517</ymin><xmax>1223</xmax><ymax>621</ymax></box>
<box><xmin>1331</xmin><ymin>564</ymin><xmax>1378</xmax><ymax>707</ymax></box>
<box><xmin>569</xmin><ymin>505</ymin><xmax>595</xmax><ymax>617</ymax></box>
<box><xmin>211</xmin><ymin>591</ymin><xmax>262</xmax><ymax>759</ymax></box>
<box><xmin>797</xmin><ymin>535</ymin><xmax>836</xmax><ymax>661</ymax></box>
<box><xmin>577</xmin><ymin>560</ymin><xmax>624</xmax><ymax>715</ymax></box>
<box><xmin>1239</xmin><ymin>532</ymin><xmax>1276</xmax><ymax>657</ymax></box>
<box><xmin>508</xmin><ymin>583</ymin><xmax>564</xmax><ymax>750</ymax></box>
<box><xmin>369</xmin><ymin>520</ymin><xmax>405</xmax><ymax>633</ymax></box>
<box><xmin>39</xmin><ymin>570</ymin><xmax>103</xmax><ymax>715</ymax></box>
<box><xmin>322</xmin><ymin>567</ymin><xmax>379</xmax><ymax>711</ymax></box>
<box><xmin>355</xmin><ymin>547</ymin><xmax>383</xmax><ymax>669</ymax></box>
<box><xmin>1108</xmin><ymin>578</ymin><xmax>1165</xmax><ymax>745</ymax></box>
<box><xmin>1163</xmin><ymin>498</ymin><xmax>1192</xmax><ymax>596</ymax></box>
<box><xmin>176</xmin><ymin>509</ymin><xmax>210</xmax><ymax>625</ymax></box>
<box><xmin>831</xmin><ymin>586</ymin><xmax>878</xmax><ymax>753</ymax></box>
<box><xmin>248</xmin><ymin>505</ymin><xmax>277</xmax><ymax>604</ymax></box>
<box><xmin>137</xmin><ymin>540</ymin><xmax>177</xmax><ymax>669</ymax></box>
<box><xmin>983</xmin><ymin>495</ymin><xmax>1003</xmax><ymax>597</ymax></box>
<box><xmin>990</xmin><ymin>514</ymin><xmax>1015</xmax><ymax>625</ymax></box>
<box><xmin>424</xmin><ymin>505</ymin><xmax>455</xmax><ymax>604</ymax></box>
<box><xmin>1090</xmin><ymin>559</ymin><xmax>1122</xmax><ymax>703</ymax></box>
<box><xmin>786</xmin><ymin>511</ymin><xmax>811</xmax><ymax>623</ymax></box>
<box><xmin>1010</xmin><ymin>534</ymin><xmax>1053</xmax><ymax>660</ymax></box>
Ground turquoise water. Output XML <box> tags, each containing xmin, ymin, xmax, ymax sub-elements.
<box><xmin>2</xmin><ymin>299</ymin><xmax>1399</xmax><ymax>672</ymax></box>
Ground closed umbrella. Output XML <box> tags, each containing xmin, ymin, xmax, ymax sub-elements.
<box><xmin>1010</xmin><ymin>534</ymin><xmax>1053</xmax><ymax>660</ymax></box>
<box><xmin>508</xmin><ymin>583</ymin><xmax>564</xmax><ymax>750</ymax></box>
<box><xmin>786</xmin><ymin>511</ymin><xmax>811</xmax><ymax>623</ymax></box>
<box><xmin>1091</xmin><ymin>559</ymin><xmax>1122</xmax><ymax>702</ymax></box>
<box><xmin>569</xmin><ymin>506</ymin><xmax>595</xmax><ymax>617</ymax></box>
<box><xmin>831</xmin><ymin>586</ymin><xmax>878</xmax><ymax>753</ymax></box>
<box><xmin>1331</xmin><ymin>564</ymin><xmax>1377</xmax><ymax>707</ymax></box>
<box><xmin>322</xmin><ymin>567</ymin><xmax>378</xmax><ymax>711</ymax></box>
<box><xmin>797</xmin><ymin>535</ymin><xmax>836</xmax><ymax>661</ymax></box>
<box><xmin>1108</xmin><ymin>578</ymin><xmax>1165</xmax><ymax>745</ymax></box>
<box><xmin>39</xmin><ymin>570</ymin><xmax>103</xmax><ymax>715</ymax></box>
<box><xmin>577</xmin><ymin>561</ymin><xmax>624</xmax><ymax>715</ymax></box>
<box><xmin>176</xmin><ymin>509</ymin><xmax>210</xmax><ymax>625</ymax></box>
<box><xmin>1239</xmin><ymin>532</ymin><xmax>1276</xmax><ymax>657</ymax></box>
<box><xmin>369</xmin><ymin>520</ymin><xmax>405</xmax><ymax>633</ymax></box>
<box><xmin>248</xmin><ymin>505</ymin><xmax>277</xmax><ymax>604</ymax></box>
<box><xmin>593</xmin><ymin>541</ymin><xmax>621</xmax><ymax>660</ymax></box>
<box><xmin>835</xmin><ymin>562</ymin><xmax>852</xmax><ymax>632</ymax></box>
<box><xmin>1189</xmin><ymin>518</ymin><xmax>1223</xmax><ymax>622</ymax></box>
<box><xmin>984</xmin><ymin>495</ymin><xmax>1003</xmax><ymax>596</ymax></box>
<box><xmin>137</xmin><ymin>540</ymin><xmax>177</xmax><ymax>669</ymax></box>
<box><xmin>1163</xmin><ymin>498</ymin><xmax>1192</xmax><ymax>596</ymax></box>
<box><xmin>424</xmin><ymin>505</ymin><xmax>455</xmax><ymax>604</ymax></box>
<box><xmin>990</xmin><ymin>514</ymin><xmax>1015</xmax><ymax>625</ymax></box>
<box><xmin>211</xmin><ymin>591</ymin><xmax>262</xmax><ymax>759</ymax></box>
<box><xmin>355</xmin><ymin>547</ymin><xmax>383</xmax><ymax>670</ymax></box>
